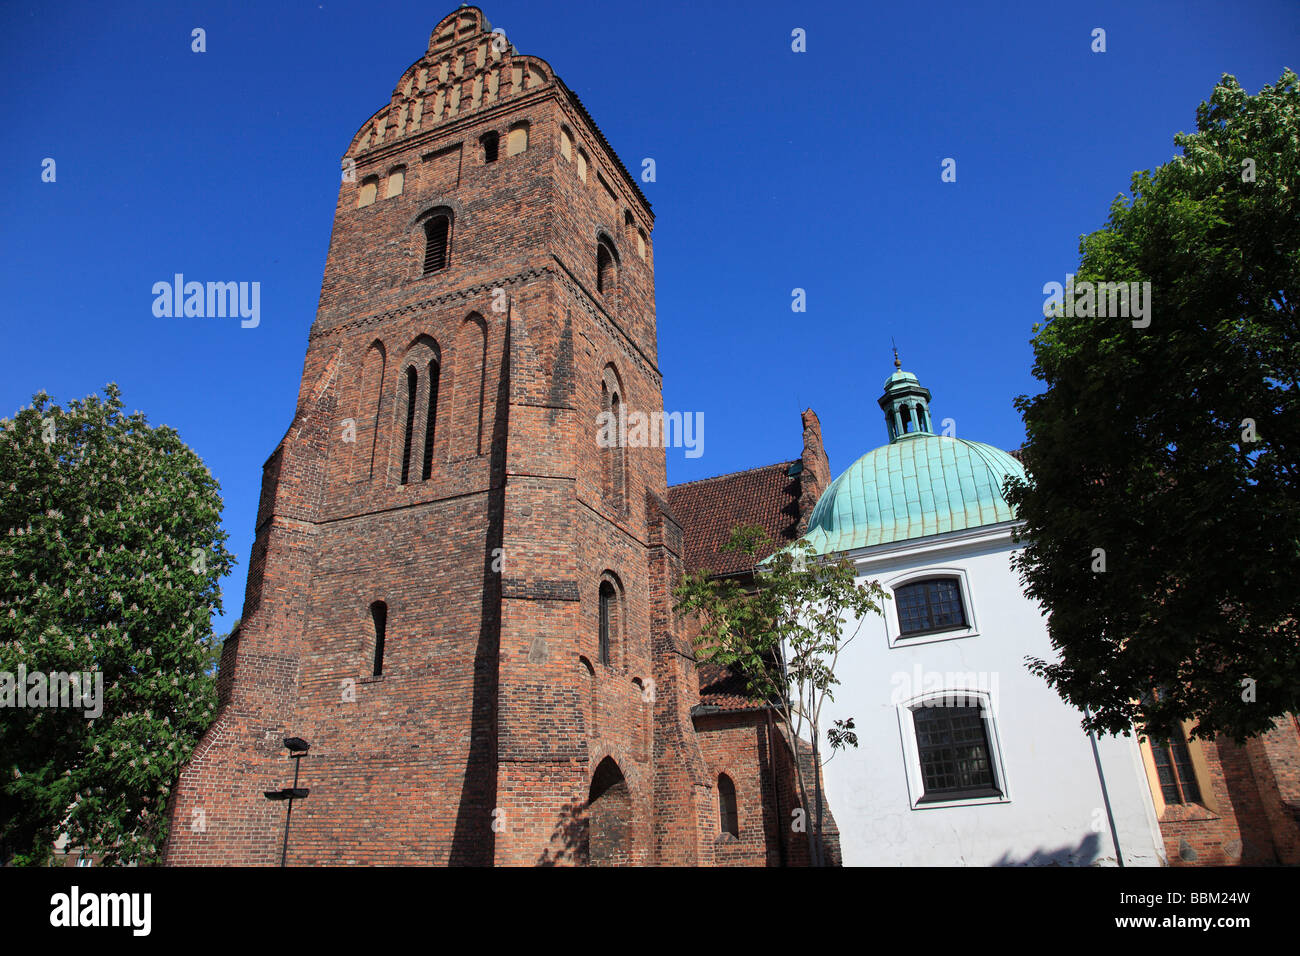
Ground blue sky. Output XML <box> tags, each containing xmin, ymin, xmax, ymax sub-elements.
<box><xmin>2</xmin><ymin>0</ymin><xmax>1294</xmax><ymax>634</ymax></box>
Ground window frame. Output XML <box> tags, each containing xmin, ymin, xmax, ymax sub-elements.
<box><xmin>897</xmin><ymin>689</ymin><xmax>1010</xmax><ymax>810</ymax></box>
<box><xmin>1149</xmin><ymin>729</ymin><xmax>1202</xmax><ymax>806</ymax></box>
<box><xmin>1137</xmin><ymin>690</ymin><xmax>1217</xmax><ymax>816</ymax></box>
<box><xmin>883</xmin><ymin>567</ymin><xmax>979</xmax><ymax>648</ymax></box>
<box><xmin>597</xmin><ymin>575</ymin><xmax>622</xmax><ymax>669</ymax></box>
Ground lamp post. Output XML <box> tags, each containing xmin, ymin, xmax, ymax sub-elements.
<box><xmin>263</xmin><ymin>737</ymin><xmax>310</xmax><ymax>867</ymax></box>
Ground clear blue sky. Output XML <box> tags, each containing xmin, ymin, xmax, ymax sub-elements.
<box><xmin>2</xmin><ymin>0</ymin><xmax>1294</xmax><ymax>634</ymax></box>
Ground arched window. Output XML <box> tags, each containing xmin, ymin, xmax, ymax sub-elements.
<box><xmin>577</xmin><ymin>149</ymin><xmax>588</xmax><ymax>182</ymax></box>
<box><xmin>597</xmin><ymin>573</ymin><xmax>623</xmax><ymax>668</ymax></box>
<box><xmin>370</xmin><ymin>601</ymin><xmax>388</xmax><ymax>676</ymax></box>
<box><xmin>636</xmin><ymin>229</ymin><xmax>647</xmax><ymax>260</ymax></box>
<box><xmin>357</xmin><ymin>341</ymin><xmax>386</xmax><ymax>482</ymax></box>
<box><xmin>481</xmin><ymin>131</ymin><xmax>499</xmax><ymax>163</ymax></box>
<box><xmin>599</xmin><ymin>580</ymin><xmax>615</xmax><ymax>666</ymax></box>
<box><xmin>601</xmin><ymin>368</ymin><xmax>626</xmax><ymax>509</ymax></box>
<box><xmin>400</xmin><ymin>366</ymin><xmax>418</xmax><ymax>485</ymax></box>
<box><xmin>455</xmin><ymin>314</ymin><xmax>488</xmax><ymax>456</ymax></box>
<box><xmin>718</xmin><ymin>774</ymin><xmax>739</xmax><ymax>836</ymax></box>
<box><xmin>895</xmin><ymin>577</ymin><xmax>966</xmax><ymax>636</ymax></box>
<box><xmin>423</xmin><ymin>213</ymin><xmax>451</xmax><ymax>275</ymax></box>
<box><xmin>420</xmin><ymin>357</ymin><xmax>440</xmax><ymax>480</ymax></box>
<box><xmin>358</xmin><ymin>176</ymin><xmax>378</xmax><ymax>207</ymax></box>
<box><xmin>560</xmin><ymin>126</ymin><xmax>573</xmax><ymax>162</ymax></box>
<box><xmin>596</xmin><ymin>238</ymin><xmax>618</xmax><ymax>295</ymax></box>
<box><xmin>506</xmin><ymin>122</ymin><xmax>528</xmax><ymax>157</ymax></box>
<box><xmin>910</xmin><ymin>695</ymin><xmax>1000</xmax><ymax>803</ymax></box>
<box><xmin>385</xmin><ymin>166</ymin><xmax>405</xmax><ymax>198</ymax></box>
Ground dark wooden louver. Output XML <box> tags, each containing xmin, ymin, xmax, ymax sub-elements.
<box><xmin>424</xmin><ymin>215</ymin><xmax>450</xmax><ymax>274</ymax></box>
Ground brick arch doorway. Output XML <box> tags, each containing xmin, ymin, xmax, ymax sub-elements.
<box><xmin>582</xmin><ymin>756</ymin><xmax>632</xmax><ymax>866</ymax></box>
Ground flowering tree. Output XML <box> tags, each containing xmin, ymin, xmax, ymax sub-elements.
<box><xmin>0</xmin><ymin>385</ymin><xmax>234</xmax><ymax>864</ymax></box>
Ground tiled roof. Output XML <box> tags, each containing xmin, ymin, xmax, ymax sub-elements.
<box><xmin>667</xmin><ymin>461</ymin><xmax>804</xmax><ymax>576</ymax></box>
<box><xmin>696</xmin><ymin>661</ymin><xmax>768</xmax><ymax>712</ymax></box>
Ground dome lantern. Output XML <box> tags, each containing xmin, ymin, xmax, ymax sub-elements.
<box><xmin>878</xmin><ymin>349</ymin><xmax>934</xmax><ymax>442</ymax></box>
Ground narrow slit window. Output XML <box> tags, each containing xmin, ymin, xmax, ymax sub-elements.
<box><xmin>598</xmin><ymin>580</ymin><xmax>616</xmax><ymax>667</ymax></box>
<box><xmin>400</xmin><ymin>366</ymin><xmax>417</xmax><ymax>484</ymax></box>
<box><xmin>718</xmin><ymin>775</ymin><xmax>739</xmax><ymax>837</ymax></box>
<box><xmin>481</xmin><ymin>132</ymin><xmax>499</xmax><ymax>163</ymax></box>
<box><xmin>597</xmin><ymin>241</ymin><xmax>616</xmax><ymax>295</ymax></box>
<box><xmin>370</xmin><ymin>601</ymin><xmax>387</xmax><ymax>676</ymax></box>
<box><xmin>421</xmin><ymin>359</ymin><xmax>440</xmax><ymax>480</ymax></box>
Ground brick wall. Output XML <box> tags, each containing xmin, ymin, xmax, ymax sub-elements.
<box><xmin>164</xmin><ymin>6</ymin><xmax>741</xmax><ymax>867</ymax></box>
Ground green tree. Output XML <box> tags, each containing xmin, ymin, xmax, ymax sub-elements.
<box><xmin>1007</xmin><ymin>70</ymin><xmax>1299</xmax><ymax>743</ymax></box>
<box><xmin>0</xmin><ymin>385</ymin><xmax>235</xmax><ymax>864</ymax></box>
<box><xmin>674</xmin><ymin>525</ymin><xmax>886</xmax><ymax>866</ymax></box>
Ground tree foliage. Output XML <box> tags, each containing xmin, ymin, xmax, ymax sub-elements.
<box><xmin>1007</xmin><ymin>70</ymin><xmax>1300</xmax><ymax>742</ymax></box>
<box><xmin>0</xmin><ymin>385</ymin><xmax>234</xmax><ymax>864</ymax></box>
<box><xmin>674</xmin><ymin>525</ymin><xmax>885</xmax><ymax>865</ymax></box>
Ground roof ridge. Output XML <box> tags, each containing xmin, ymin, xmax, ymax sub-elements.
<box><xmin>667</xmin><ymin>460</ymin><xmax>798</xmax><ymax>491</ymax></box>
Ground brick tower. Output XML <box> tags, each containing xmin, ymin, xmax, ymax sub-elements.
<box><xmin>164</xmin><ymin>6</ymin><xmax>729</xmax><ymax>866</ymax></box>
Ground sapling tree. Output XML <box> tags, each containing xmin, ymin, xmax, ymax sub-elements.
<box><xmin>674</xmin><ymin>524</ymin><xmax>886</xmax><ymax>866</ymax></box>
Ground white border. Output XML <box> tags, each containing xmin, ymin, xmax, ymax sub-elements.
<box><xmin>881</xmin><ymin>565</ymin><xmax>979</xmax><ymax>648</ymax></box>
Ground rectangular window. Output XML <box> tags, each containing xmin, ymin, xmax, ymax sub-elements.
<box><xmin>912</xmin><ymin>700</ymin><xmax>1001</xmax><ymax>802</ymax></box>
<box><xmin>1151</xmin><ymin>730</ymin><xmax>1202</xmax><ymax>805</ymax></box>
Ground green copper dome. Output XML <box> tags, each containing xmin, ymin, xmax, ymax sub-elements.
<box><xmin>801</xmin><ymin>360</ymin><xmax>1025</xmax><ymax>553</ymax></box>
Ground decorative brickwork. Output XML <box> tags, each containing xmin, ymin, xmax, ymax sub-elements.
<box><xmin>163</xmin><ymin>7</ymin><xmax>822</xmax><ymax>867</ymax></box>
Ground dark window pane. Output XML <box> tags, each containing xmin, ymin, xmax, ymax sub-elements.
<box><xmin>599</xmin><ymin>582</ymin><xmax>613</xmax><ymax>666</ymax></box>
<box><xmin>718</xmin><ymin>775</ymin><xmax>738</xmax><ymax>836</ymax></box>
<box><xmin>400</xmin><ymin>366</ymin><xmax>417</xmax><ymax>485</ymax></box>
<box><xmin>896</xmin><ymin>578</ymin><xmax>967</xmax><ymax>636</ymax></box>
<box><xmin>421</xmin><ymin>359</ymin><xmax>439</xmax><ymax>480</ymax></box>
<box><xmin>912</xmin><ymin>701</ymin><xmax>999</xmax><ymax>799</ymax></box>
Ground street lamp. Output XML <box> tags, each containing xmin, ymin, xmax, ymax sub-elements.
<box><xmin>263</xmin><ymin>736</ymin><xmax>310</xmax><ymax>867</ymax></box>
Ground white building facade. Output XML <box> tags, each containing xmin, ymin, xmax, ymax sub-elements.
<box><xmin>801</xmin><ymin>363</ymin><xmax>1166</xmax><ymax>866</ymax></box>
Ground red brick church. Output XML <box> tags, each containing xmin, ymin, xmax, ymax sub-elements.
<box><xmin>163</xmin><ymin>6</ymin><xmax>1300</xmax><ymax>868</ymax></box>
<box><xmin>163</xmin><ymin>6</ymin><xmax>837</xmax><ymax>866</ymax></box>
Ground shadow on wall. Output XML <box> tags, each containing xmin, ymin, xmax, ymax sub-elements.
<box><xmin>536</xmin><ymin>799</ymin><xmax>586</xmax><ymax>866</ymax></box>
<box><xmin>991</xmin><ymin>832</ymin><xmax>1108</xmax><ymax>867</ymax></box>
<box><xmin>537</xmin><ymin>757</ymin><xmax>634</xmax><ymax>866</ymax></box>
